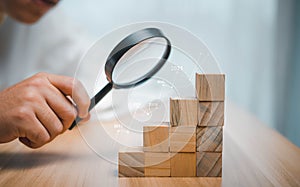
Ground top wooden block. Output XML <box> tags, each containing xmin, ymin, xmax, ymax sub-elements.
<box><xmin>196</xmin><ymin>74</ymin><xmax>225</xmax><ymax>101</ymax></box>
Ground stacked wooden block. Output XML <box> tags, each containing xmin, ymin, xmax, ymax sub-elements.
<box><xmin>119</xmin><ymin>73</ymin><xmax>225</xmax><ymax>178</ymax></box>
<box><xmin>195</xmin><ymin>74</ymin><xmax>224</xmax><ymax>177</ymax></box>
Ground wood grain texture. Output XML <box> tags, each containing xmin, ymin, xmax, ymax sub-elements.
<box><xmin>119</xmin><ymin>177</ymin><xmax>222</xmax><ymax>187</ymax></box>
<box><xmin>0</xmin><ymin>103</ymin><xmax>300</xmax><ymax>186</ymax></box>
<box><xmin>145</xmin><ymin>153</ymin><xmax>170</xmax><ymax>177</ymax></box>
<box><xmin>170</xmin><ymin>98</ymin><xmax>198</xmax><ymax>127</ymax></box>
<box><xmin>196</xmin><ymin>74</ymin><xmax>225</xmax><ymax>101</ymax></box>
<box><xmin>119</xmin><ymin>147</ymin><xmax>144</xmax><ymax>177</ymax></box>
<box><xmin>198</xmin><ymin>102</ymin><xmax>224</xmax><ymax>126</ymax></box>
<box><xmin>196</xmin><ymin>152</ymin><xmax>222</xmax><ymax>177</ymax></box>
<box><xmin>170</xmin><ymin>153</ymin><xmax>196</xmax><ymax>177</ymax></box>
<box><xmin>170</xmin><ymin>126</ymin><xmax>196</xmax><ymax>153</ymax></box>
<box><xmin>143</xmin><ymin>126</ymin><xmax>169</xmax><ymax>152</ymax></box>
<box><xmin>196</xmin><ymin>127</ymin><xmax>223</xmax><ymax>152</ymax></box>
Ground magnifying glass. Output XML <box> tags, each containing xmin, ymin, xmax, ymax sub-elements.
<box><xmin>69</xmin><ymin>28</ymin><xmax>171</xmax><ymax>130</ymax></box>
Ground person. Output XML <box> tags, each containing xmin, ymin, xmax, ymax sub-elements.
<box><xmin>0</xmin><ymin>0</ymin><xmax>91</xmax><ymax>148</ymax></box>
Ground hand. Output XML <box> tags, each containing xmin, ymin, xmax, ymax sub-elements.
<box><xmin>0</xmin><ymin>72</ymin><xmax>90</xmax><ymax>148</ymax></box>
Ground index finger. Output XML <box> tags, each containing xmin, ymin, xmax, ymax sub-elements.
<box><xmin>46</xmin><ymin>73</ymin><xmax>90</xmax><ymax>118</ymax></box>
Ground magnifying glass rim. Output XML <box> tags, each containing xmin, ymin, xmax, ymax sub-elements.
<box><xmin>105</xmin><ymin>27</ymin><xmax>171</xmax><ymax>89</ymax></box>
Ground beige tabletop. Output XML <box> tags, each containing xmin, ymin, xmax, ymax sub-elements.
<box><xmin>0</xmin><ymin>103</ymin><xmax>299</xmax><ymax>187</ymax></box>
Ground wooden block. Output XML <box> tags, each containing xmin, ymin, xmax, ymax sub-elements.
<box><xmin>170</xmin><ymin>126</ymin><xmax>196</xmax><ymax>153</ymax></box>
<box><xmin>196</xmin><ymin>152</ymin><xmax>222</xmax><ymax>177</ymax></box>
<box><xmin>145</xmin><ymin>153</ymin><xmax>170</xmax><ymax>177</ymax></box>
<box><xmin>119</xmin><ymin>147</ymin><xmax>144</xmax><ymax>177</ymax></box>
<box><xmin>198</xmin><ymin>101</ymin><xmax>224</xmax><ymax>126</ymax></box>
<box><xmin>196</xmin><ymin>74</ymin><xmax>225</xmax><ymax>101</ymax></box>
<box><xmin>143</xmin><ymin>126</ymin><xmax>169</xmax><ymax>152</ymax></box>
<box><xmin>170</xmin><ymin>98</ymin><xmax>198</xmax><ymax>127</ymax></box>
<box><xmin>170</xmin><ymin>153</ymin><xmax>196</xmax><ymax>177</ymax></box>
<box><xmin>196</xmin><ymin>127</ymin><xmax>223</xmax><ymax>152</ymax></box>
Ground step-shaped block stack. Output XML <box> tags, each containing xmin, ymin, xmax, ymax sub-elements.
<box><xmin>118</xmin><ymin>73</ymin><xmax>225</xmax><ymax>178</ymax></box>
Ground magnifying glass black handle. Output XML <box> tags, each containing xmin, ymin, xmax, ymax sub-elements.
<box><xmin>69</xmin><ymin>83</ymin><xmax>113</xmax><ymax>130</ymax></box>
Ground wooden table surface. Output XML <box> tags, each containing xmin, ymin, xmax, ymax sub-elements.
<box><xmin>0</xmin><ymin>103</ymin><xmax>299</xmax><ymax>187</ymax></box>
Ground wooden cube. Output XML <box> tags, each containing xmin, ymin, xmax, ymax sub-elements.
<box><xmin>198</xmin><ymin>102</ymin><xmax>224</xmax><ymax>126</ymax></box>
<box><xmin>119</xmin><ymin>147</ymin><xmax>144</xmax><ymax>177</ymax></box>
<box><xmin>170</xmin><ymin>126</ymin><xmax>196</xmax><ymax>153</ymax></box>
<box><xmin>196</xmin><ymin>127</ymin><xmax>223</xmax><ymax>152</ymax></box>
<box><xmin>143</xmin><ymin>126</ymin><xmax>169</xmax><ymax>152</ymax></box>
<box><xmin>170</xmin><ymin>98</ymin><xmax>198</xmax><ymax>127</ymax></box>
<box><xmin>145</xmin><ymin>153</ymin><xmax>170</xmax><ymax>177</ymax></box>
<box><xmin>170</xmin><ymin>153</ymin><xmax>196</xmax><ymax>177</ymax></box>
<box><xmin>196</xmin><ymin>74</ymin><xmax>225</xmax><ymax>101</ymax></box>
<box><xmin>196</xmin><ymin>152</ymin><xmax>222</xmax><ymax>177</ymax></box>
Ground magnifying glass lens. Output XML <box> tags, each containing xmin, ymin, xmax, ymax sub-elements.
<box><xmin>69</xmin><ymin>28</ymin><xmax>171</xmax><ymax>130</ymax></box>
<box><xmin>112</xmin><ymin>37</ymin><xmax>168</xmax><ymax>86</ymax></box>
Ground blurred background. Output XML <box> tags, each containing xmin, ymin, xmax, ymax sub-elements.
<box><xmin>57</xmin><ymin>0</ymin><xmax>300</xmax><ymax>146</ymax></box>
